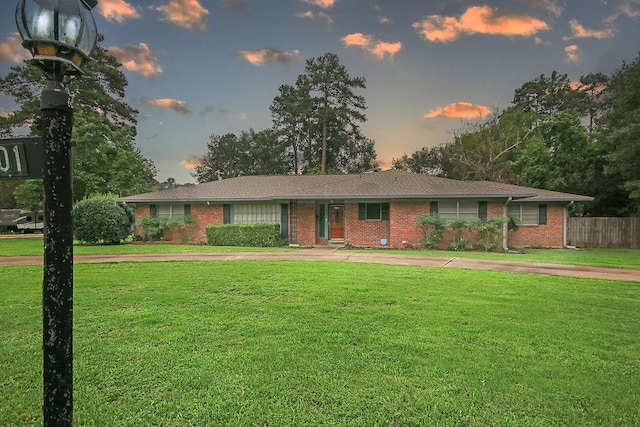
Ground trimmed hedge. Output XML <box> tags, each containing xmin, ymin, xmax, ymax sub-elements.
<box><xmin>206</xmin><ymin>223</ymin><xmax>283</xmax><ymax>247</ymax></box>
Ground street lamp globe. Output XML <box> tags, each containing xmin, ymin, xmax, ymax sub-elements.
<box><xmin>16</xmin><ymin>0</ymin><xmax>98</xmax><ymax>78</ymax></box>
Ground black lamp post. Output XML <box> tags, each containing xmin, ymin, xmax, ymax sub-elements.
<box><xmin>15</xmin><ymin>0</ymin><xmax>97</xmax><ymax>425</ymax></box>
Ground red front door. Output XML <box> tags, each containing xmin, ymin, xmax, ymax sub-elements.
<box><xmin>329</xmin><ymin>205</ymin><xmax>344</xmax><ymax>239</ymax></box>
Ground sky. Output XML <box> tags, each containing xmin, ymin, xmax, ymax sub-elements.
<box><xmin>1</xmin><ymin>0</ymin><xmax>639</xmax><ymax>184</ymax></box>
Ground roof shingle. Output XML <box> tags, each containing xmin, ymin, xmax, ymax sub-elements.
<box><xmin>119</xmin><ymin>170</ymin><xmax>593</xmax><ymax>203</ymax></box>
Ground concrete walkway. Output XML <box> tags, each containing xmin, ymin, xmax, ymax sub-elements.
<box><xmin>1</xmin><ymin>248</ymin><xmax>639</xmax><ymax>282</ymax></box>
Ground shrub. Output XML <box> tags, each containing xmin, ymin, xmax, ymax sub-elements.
<box><xmin>472</xmin><ymin>217</ymin><xmax>507</xmax><ymax>252</ymax></box>
<box><xmin>137</xmin><ymin>215</ymin><xmax>195</xmax><ymax>241</ymax></box>
<box><xmin>416</xmin><ymin>213</ymin><xmax>447</xmax><ymax>248</ymax></box>
<box><xmin>448</xmin><ymin>217</ymin><xmax>474</xmax><ymax>251</ymax></box>
<box><xmin>206</xmin><ymin>223</ymin><xmax>283</xmax><ymax>247</ymax></box>
<box><xmin>73</xmin><ymin>196</ymin><xmax>134</xmax><ymax>244</ymax></box>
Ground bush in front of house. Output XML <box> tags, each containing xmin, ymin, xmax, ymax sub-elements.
<box><xmin>74</xmin><ymin>195</ymin><xmax>134</xmax><ymax>244</ymax></box>
<box><xmin>136</xmin><ymin>215</ymin><xmax>195</xmax><ymax>241</ymax></box>
<box><xmin>206</xmin><ymin>223</ymin><xmax>283</xmax><ymax>247</ymax></box>
<box><xmin>416</xmin><ymin>213</ymin><xmax>448</xmax><ymax>248</ymax></box>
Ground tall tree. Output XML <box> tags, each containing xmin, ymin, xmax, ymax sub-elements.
<box><xmin>269</xmin><ymin>53</ymin><xmax>377</xmax><ymax>174</ymax></box>
<box><xmin>577</xmin><ymin>72</ymin><xmax>608</xmax><ymax>133</ymax></box>
<box><xmin>512</xmin><ymin>71</ymin><xmax>588</xmax><ymax>118</ymax></box>
<box><xmin>270</xmin><ymin>83</ymin><xmax>312</xmax><ymax>174</ymax></box>
<box><xmin>193</xmin><ymin>129</ymin><xmax>288</xmax><ymax>183</ymax></box>
<box><xmin>511</xmin><ymin>109</ymin><xmax>594</xmax><ymax>195</ymax></box>
<box><xmin>302</xmin><ymin>53</ymin><xmax>372</xmax><ymax>173</ymax></box>
<box><xmin>594</xmin><ymin>53</ymin><xmax>640</xmax><ymax>215</ymax></box>
<box><xmin>0</xmin><ymin>36</ymin><xmax>155</xmax><ymax>200</ymax></box>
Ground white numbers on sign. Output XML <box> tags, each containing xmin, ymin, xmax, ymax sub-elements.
<box><xmin>0</xmin><ymin>144</ymin><xmax>23</xmax><ymax>173</ymax></box>
<box><xmin>13</xmin><ymin>145</ymin><xmax>22</xmax><ymax>172</ymax></box>
<box><xmin>0</xmin><ymin>146</ymin><xmax>9</xmax><ymax>172</ymax></box>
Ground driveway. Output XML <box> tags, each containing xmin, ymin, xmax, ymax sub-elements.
<box><xmin>1</xmin><ymin>248</ymin><xmax>639</xmax><ymax>282</ymax></box>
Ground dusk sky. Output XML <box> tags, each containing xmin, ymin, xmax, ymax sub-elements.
<box><xmin>1</xmin><ymin>0</ymin><xmax>639</xmax><ymax>183</ymax></box>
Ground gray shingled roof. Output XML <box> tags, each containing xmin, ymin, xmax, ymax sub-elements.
<box><xmin>119</xmin><ymin>170</ymin><xmax>593</xmax><ymax>203</ymax></box>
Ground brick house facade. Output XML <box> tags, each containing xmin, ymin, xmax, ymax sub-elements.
<box><xmin>122</xmin><ymin>170</ymin><xmax>592</xmax><ymax>250</ymax></box>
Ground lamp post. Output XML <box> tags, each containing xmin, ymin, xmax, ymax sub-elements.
<box><xmin>15</xmin><ymin>0</ymin><xmax>97</xmax><ymax>425</ymax></box>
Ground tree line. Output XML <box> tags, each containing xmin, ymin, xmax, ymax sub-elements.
<box><xmin>393</xmin><ymin>57</ymin><xmax>640</xmax><ymax>217</ymax></box>
<box><xmin>1</xmin><ymin>40</ymin><xmax>638</xmax><ymax>217</ymax></box>
<box><xmin>193</xmin><ymin>52</ymin><xmax>378</xmax><ymax>183</ymax></box>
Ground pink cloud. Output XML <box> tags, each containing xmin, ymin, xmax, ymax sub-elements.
<box><xmin>181</xmin><ymin>158</ymin><xmax>202</xmax><ymax>169</ymax></box>
<box><xmin>0</xmin><ymin>111</ymin><xmax>10</xmax><ymax>118</ymax></box>
<box><xmin>0</xmin><ymin>33</ymin><xmax>31</xmax><ymax>64</ymax></box>
<box><xmin>295</xmin><ymin>11</ymin><xmax>333</xmax><ymax>27</ymax></box>
<box><xmin>107</xmin><ymin>43</ymin><xmax>163</xmax><ymax>78</ymax></box>
<box><xmin>564</xmin><ymin>44</ymin><xmax>581</xmax><ymax>63</ymax></box>
<box><xmin>154</xmin><ymin>0</ymin><xmax>209</xmax><ymax>32</ymax></box>
<box><xmin>141</xmin><ymin>98</ymin><xmax>191</xmax><ymax>114</ymax></box>
<box><xmin>302</xmin><ymin>0</ymin><xmax>335</xmax><ymax>8</ymax></box>
<box><xmin>97</xmin><ymin>0</ymin><xmax>140</xmax><ymax>23</ymax></box>
<box><xmin>424</xmin><ymin>102</ymin><xmax>492</xmax><ymax>119</ymax></box>
<box><xmin>566</xmin><ymin>19</ymin><xmax>614</xmax><ymax>39</ymax></box>
<box><xmin>413</xmin><ymin>6</ymin><xmax>549</xmax><ymax>43</ymax></box>
<box><xmin>237</xmin><ymin>48</ymin><xmax>299</xmax><ymax>66</ymax></box>
<box><xmin>342</xmin><ymin>32</ymin><xmax>402</xmax><ymax>60</ymax></box>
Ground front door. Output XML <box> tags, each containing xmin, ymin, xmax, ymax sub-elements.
<box><xmin>329</xmin><ymin>204</ymin><xmax>344</xmax><ymax>240</ymax></box>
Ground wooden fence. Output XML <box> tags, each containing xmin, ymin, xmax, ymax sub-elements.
<box><xmin>568</xmin><ymin>217</ymin><xmax>640</xmax><ymax>248</ymax></box>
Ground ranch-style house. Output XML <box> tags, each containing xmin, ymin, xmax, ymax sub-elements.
<box><xmin>119</xmin><ymin>170</ymin><xmax>593</xmax><ymax>249</ymax></box>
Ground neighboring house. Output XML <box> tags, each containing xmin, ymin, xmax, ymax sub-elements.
<box><xmin>119</xmin><ymin>170</ymin><xmax>593</xmax><ymax>249</ymax></box>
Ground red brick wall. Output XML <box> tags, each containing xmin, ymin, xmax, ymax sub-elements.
<box><xmin>296</xmin><ymin>202</ymin><xmax>316</xmax><ymax>246</ymax></box>
<box><xmin>509</xmin><ymin>205</ymin><xmax>565</xmax><ymax>248</ymax></box>
<box><xmin>344</xmin><ymin>202</ymin><xmax>391</xmax><ymax>247</ymax></box>
<box><xmin>133</xmin><ymin>203</ymin><xmax>223</xmax><ymax>244</ymax></box>
<box><xmin>131</xmin><ymin>200</ymin><xmax>568</xmax><ymax>248</ymax></box>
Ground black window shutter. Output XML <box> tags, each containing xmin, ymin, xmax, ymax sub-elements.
<box><xmin>539</xmin><ymin>204</ymin><xmax>547</xmax><ymax>225</ymax></box>
<box><xmin>478</xmin><ymin>201</ymin><xmax>487</xmax><ymax>221</ymax></box>
<box><xmin>381</xmin><ymin>203</ymin><xmax>390</xmax><ymax>220</ymax></box>
<box><xmin>280</xmin><ymin>204</ymin><xmax>288</xmax><ymax>238</ymax></box>
<box><xmin>358</xmin><ymin>203</ymin><xmax>366</xmax><ymax>220</ymax></box>
<box><xmin>150</xmin><ymin>204</ymin><xmax>157</xmax><ymax>217</ymax></box>
<box><xmin>430</xmin><ymin>201</ymin><xmax>438</xmax><ymax>214</ymax></box>
<box><xmin>184</xmin><ymin>204</ymin><xmax>191</xmax><ymax>216</ymax></box>
<box><xmin>223</xmin><ymin>204</ymin><xmax>231</xmax><ymax>224</ymax></box>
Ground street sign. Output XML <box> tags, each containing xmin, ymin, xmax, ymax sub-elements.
<box><xmin>0</xmin><ymin>137</ymin><xmax>43</xmax><ymax>179</ymax></box>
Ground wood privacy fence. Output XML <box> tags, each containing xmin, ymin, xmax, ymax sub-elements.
<box><xmin>568</xmin><ymin>217</ymin><xmax>640</xmax><ymax>248</ymax></box>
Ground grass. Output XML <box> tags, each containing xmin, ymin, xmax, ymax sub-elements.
<box><xmin>1</xmin><ymin>261</ymin><xmax>639</xmax><ymax>425</ymax></box>
<box><xmin>2</xmin><ymin>235</ymin><xmax>640</xmax><ymax>269</ymax></box>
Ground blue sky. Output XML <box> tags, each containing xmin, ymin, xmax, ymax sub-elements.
<box><xmin>1</xmin><ymin>0</ymin><xmax>639</xmax><ymax>183</ymax></box>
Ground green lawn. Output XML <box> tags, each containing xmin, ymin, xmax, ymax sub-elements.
<box><xmin>2</xmin><ymin>235</ymin><xmax>639</xmax><ymax>269</ymax></box>
<box><xmin>1</xmin><ymin>261</ymin><xmax>639</xmax><ymax>425</ymax></box>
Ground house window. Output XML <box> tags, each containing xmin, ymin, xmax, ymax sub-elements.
<box><xmin>432</xmin><ymin>201</ymin><xmax>485</xmax><ymax>219</ymax></box>
<box><xmin>508</xmin><ymin>204</ymin><xmax>547</xmax><ymax>225</ymax></box>
<box><xmin>231</xmin><ymin>203</ymin><xmax>281</xmax><ymax>224</ymax></box>
<box><xmin>150</xmin><ymin>204</ymin><xmax>189</xmax><ymax>218</ymax></box>
<box><xmin>358</xmin><ymin>203</ymin><xmax>389</xmax><ymax>220</ymax></box>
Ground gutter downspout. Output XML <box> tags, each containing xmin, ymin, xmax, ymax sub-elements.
<box><xmin>503</xmin><ymin>197</ymin><xmax>512</xmax><ymax>252</ymax></box>
<box><xmin>564</xmin><ymin>201</ymin><xmax>577</xmax><ymax>249</ymax></box>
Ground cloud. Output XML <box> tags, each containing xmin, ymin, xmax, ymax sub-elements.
<box><xmin>141</xmin><ymin>98</ymin><xmax>192</xmax><ymax>115</ymax></box>
<box><xmin>301</xmin><ymin>0</ymin><xmax>335</xmax><ymax>8</ymax></box>
<box><xmin>181</xmin><ymin>158</ymin><xmax>202</xmax><ymax>170</ymax></box>
<box><xmin>0</xmin><ymin>111</ymin><xmax>10</xmax><ymax>118</ymax></box>
<box><xmin>154</xmin><ymin>0</ymin><xmax>209</xmax><ymax>32</ymax></box>
<box><xmin>519</xmin><ymin>0</ymin><xmax>562</xmax><ymax>17</ymax></box>
<box><xmin>342</xmin><ymin>33</ymin><xmax>402</xmax><ymax>60</ymax></box>
<box><xmin>237</xmin><ymin>48</ymin><xmax>299</xmax><ymax>66</ymax></box>
<box><xmin>222</xmin><ymin>0</ymin><xmax>249</xmax><ymax>16</ymax></box>
<box><xmin>379</xmin><ymin>16</ymin><xmax>391</xmax><ymax>24</ymax></box>
<box><xmin>0</xmin><ymin>33</ymin><xmax>31</xmax><ymax>64</ymax></box>
<box><xmin>412</xmin><ymin>6</ymin><xmax>549</xmax><ymax>43</ymax></box>
<box><xmin>565</xmin><ymin>19</ymin><xmax>614</xmax><ymax>40</ymax></box>
<box><xmin>564</xmin><ymin>44</ymin><xmax>581</xmax><ymax>63</ymax></box>
<box><xmin>97</xmin><ymin>0</ymin><xmax>140</xmax><ymax>23</ymax></box>
<box><xmin>424</xmin><ymin>102</ymin><xmax>492</xmax><ymax>119</ymax></box>
<box><xmin>107</xmin><ymin>43</ymin><xmax>163</xmax><ymax>78</ymax></box>
<box><xmin>295</xmin><ymin>11</ymin><xmax>333</xmax><ymax>27</ymax></box>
